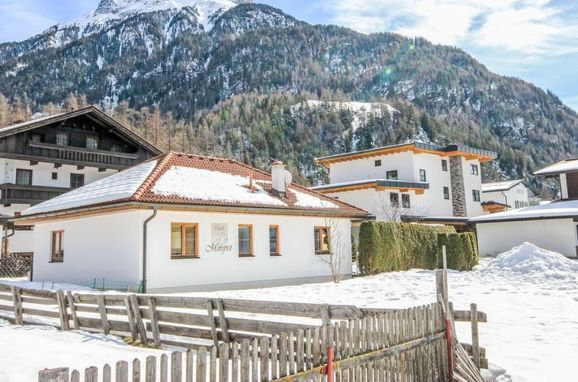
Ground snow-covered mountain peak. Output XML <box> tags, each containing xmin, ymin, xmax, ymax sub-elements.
<box><xmin>62</xmin><ymin>0</ymin><xmax>240</xmax><ymax>36</ymax></box>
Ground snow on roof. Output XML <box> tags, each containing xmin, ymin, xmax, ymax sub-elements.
<box><xmin>152</xmin><ymin>166</ymin><xmax>287</xmax><ymax>207</ymax></box>
<box><xmin>469</xmin><ymin>199</ymin><xmax>578</xmax><ymax>223</ymax></box>
<box><xmin>22</xmin><ymin>161</ymin><xmax>158</xmax><ymax>216</ymax></box>
<box><xmin>481</xmin><ymin>179</ymin><xmax>523</xmax><ymax>192</ymax></box>
<box><xmin>20</xmin><ymin>152</ymin><xmax>366</xmax><ymax>218</ymax></box>
<box><xmin>292</xmin><ymin>189</ymin><xmax>338</xmax><ymax>209</ymax></box>
<box><xmin>0</xmin><ymin>112</ymin><xmax>66</xmax><ymax>134</ymax></box>
<box><xmin>534</xmin><ymin>159</ymin><xmax>578</xmax><ymax>176</ymax></box>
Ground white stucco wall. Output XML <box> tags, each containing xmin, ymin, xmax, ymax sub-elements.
<box><xmin>30</xmin><ymin>209</ymin><xmax>353</xmax><ymax>292</ymax></box>
<box><xmin>32</xmin><ymin>210</ymin><xmax>144</xmax><ymax>285</ymax></box>
<box><xmin>481</xmin><ymin>183</ymin><xmax>530</xmax><ymax>209</ymax></box>
<box><xmin>328</xmin><ymin>151</ymin><xmax>415</xmax><ymax>183</ymax></box>
<box><xmin>476</xmin><ymin>218</ymin><xmax>577</xmax><ymax>258</ymax></box>
<box><xmin>0</xmin><ymin>159</ymin><xmax>119</xmax><ymax>254</ymax></box>
<box><xmin>145</xmin><ymin>210</ymin><xmax>353</xmax><ymax>292</ymax></box>
<box><xmin>324</xmin><ymin>152</ymin><xmax>483</xmax><ymax>218</ymax></box>
<box><xmin>462</xmin><ymin>158</ymin><xmax>483</xmax><ymax>216</ymax></box>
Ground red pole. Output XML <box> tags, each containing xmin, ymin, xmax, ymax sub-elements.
<box><xmin>445</xmin><ymin>316</ymin><xmax>453</xmax><ymax>381</ymax></box>
<box><xmin>326</xmin><ymin>346</ymin><xmax>334</xmax><ymax>382</ymax></box>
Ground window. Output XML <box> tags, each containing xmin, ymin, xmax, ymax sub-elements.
<box><xmin>70</xmin><ymin>173</ymin><xmax>85</xmax><ymax>189</ymax></box>
<box><xmin>386</xmin><ymin>170</ymin><xmax>398</xmax><ymax>180</ymax></box>
<box><xmin>50</xmin><ymin>231</ymin><xmax>64</xmax><ymax>263</ymax></box>
<box><xmin>111</xmin><ymin>144</ymin><xmax>121</xmax><ymax>153</ymax></box>
<box><xmin>374</xmin><ymin>159</ymin><xmax>382</xmax><ymax>167</ymax></box>
<box><xmin>402</xmin><ymin>194</ymin><xmax>411</xmax><ymax>208</ymax></box>
<box><xmin>15</xmin><ymin>169</ymin><xmax>32</xmax><ymax>185</ymax></box>
<box><xmin>419</xmin><ymin>169</ymin><xmax>427</xmax><ymax>182</ymax></box>
<box><xmin>442</xmin><ymin>159</ymin><xmax>448</xmax><ymax>172</ymax></box>
<box><xmin>31</xmin><ymin>134</ymin><xmax>42</xmax><ymax>143</ymax></box>
<box><xmin>443</xmin><ymin>186</ymin><xmax>450</xmax><ymax>200</ymax></box>
<box><xmin>86</xmin><ymin>135</ymin><xmax>98</xmax><ymax>150</ymax></box>
<box><xmin>51</xmin><ymin>172</ymin><xmax>58</xmax><ymax>180</ymax></box>
<box><xmin>314</xmin><ymin>226</ymin><xmax>331</xmax><ymax>254</ymax></box>
<box><xmin>269</xmin><ymin>225</ymin><xmax>280</xmax><ymax>256</ymax></box>
<box><xmin>56</xmin><ymin>131</ymin><xmax>68</xmax><ymax>146</ymax></box>
<box><xmin>238</xmin><ymin>224</ymin><xmax>253</xmax><ymax>257</ymax></box>
<box><xmin>471</xmin><ymin>164</ymin><xmax>479</xmax><ymax>175</ymax></box>
<box><xmin>472</xmin><ymin>190</ymin><xmax>480</xmax><ymax>202</ymax></box>
<box><xmin>171</xmin><ymin>223</ymin><xmax>198</xmax><ymax>258</ymax></box>
<box><xmin>390</xmin><ymin>193</ymin><xmax>399</xmax><ymax>207</ymax></box>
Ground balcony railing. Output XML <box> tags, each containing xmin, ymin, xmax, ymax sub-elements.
<box><xmin>27</xmin><ymin>142</ymin><xmax>141</xmax><ymax>169</ymax></box>
<box><xmin>0</xmin><ymin>184</ymin><xmax>70</xmax><ymax>206</ymax></box>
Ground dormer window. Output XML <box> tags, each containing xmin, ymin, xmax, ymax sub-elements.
<box><xmin>56</xmin><ymin>131</ymin><xmax>68</xmax><ymax>146</ymax></box>
<box><xmin>86</xmin><ymin>135</ymin><xmax>98</xmax><ymax>150</ymax></box>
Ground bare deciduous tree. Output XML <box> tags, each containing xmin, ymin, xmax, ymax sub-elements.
<box><xmin>316</xmin><ymin>217</ymin><xmax>350</xmax><ymax>283</ymax></box>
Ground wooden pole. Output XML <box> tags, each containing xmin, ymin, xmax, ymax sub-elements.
<box><xmin>11</xmin><ymin>286</ymin><xmax>23</xmax><ymax>325</ymax></box>
<box><xmin>470</xmin><ymin>303</ymin><xmax>480</xmax><ymax>369</ymax></box>
<box><xmin>38</xmin><ymin>368</ymin><xmax>69</xmax><ymax>382</ymax></box>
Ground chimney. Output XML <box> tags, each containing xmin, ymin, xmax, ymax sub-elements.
<box><xmin>271</xmin><ymin>160</ymin><xmax>286</xmax><ymax>197</ymax></box>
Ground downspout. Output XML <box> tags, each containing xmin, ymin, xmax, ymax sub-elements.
<box><xmin>142</xmin><ymin>208</ymin><xmax>158</xmax><ymax>293</ymax></box>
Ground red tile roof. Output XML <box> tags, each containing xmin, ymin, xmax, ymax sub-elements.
<box><xmin>133</xmin><ymin>152</ymin><xmax>367</xmax><ymax>217</ymax></box>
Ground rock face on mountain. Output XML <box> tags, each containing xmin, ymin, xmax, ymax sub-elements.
<box><xmin>0</xmin><ymin>0</ymin><xmax>577</xmax><ymax>186</ymax></box>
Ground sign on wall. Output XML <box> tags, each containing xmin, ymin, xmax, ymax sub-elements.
<box><xmin>206</xmin><ymin>223</ymin><xmax>233</xmax><ymax>254</ymax></box>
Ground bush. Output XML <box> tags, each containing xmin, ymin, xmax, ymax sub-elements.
<box><xmin>358</xmin><ymin>221</ymin><xmax>456</xmax><ymax>274</ymax></box>
<box><xmin>437</xmin><ymin>232</ymin><xmax>479</xmax><ymax>271</ymax></box>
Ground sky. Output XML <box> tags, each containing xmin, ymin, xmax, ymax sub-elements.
<box><xmin>0</xmin><ymin>0</ymin><xmax>577</xmax><ymax>111</ymax></box>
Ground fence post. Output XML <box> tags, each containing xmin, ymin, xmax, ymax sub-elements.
<box><xmin>147</xmin><ymin>296</ymin><xmax>162</xmax><ymax>348</ymax></box>
<box><xmin>11</xmin><ymin>286</ymin><xmax>23</xmax><ymax>325</ymax></box>
<box><xmin>96</xmin><ymin>295</ymin><xmax>111</xmax><ymax>335</ymax></box>
<box><xmin>38</xmin><ymin>368</ymin><xmax>69</xmax><ymax>382</ymax></box>
<box><xmin>66</xmin><ymin>291</ymin><xmax>80</xmax><ymax>330</ymax></box>
<box><xmin>129</xmin><ymin>294</ymin><xmax>148</xmax><ymax>345</ymax></box>
<box><xmin>56</xmin><ymin>290</ymin><xmax>70</xmax><ymax>330</ymax></box>
<box><xmin>470</xmin><ymin>303</ymin><xmax>480</xmax><ymax>369</ymax></box>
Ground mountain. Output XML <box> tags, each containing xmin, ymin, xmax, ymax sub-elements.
<box><xmin>0</xmin><ymin>0</ymin><xmax>577</xmax><ymax>191</ymax></box>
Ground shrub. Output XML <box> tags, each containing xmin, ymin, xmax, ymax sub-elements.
<box><xmin>358</xmin><ymin>221</ymin><xmax>456</xmax><ymax>274</ymax></box>
<box><xmin>437</xmin><ymin>232</ymin><xmax>479</xmax><ymax>271</ymax></box>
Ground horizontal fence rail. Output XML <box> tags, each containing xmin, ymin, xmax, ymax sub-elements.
<box><xmin>0</xmin><ymin>283</ymin><xmax>486</xmax><ymax>380</ymax></box>
<box><xmin>39</xmin><ymin>303</ymin><xmax>449</xmax><ymax>382</ymax></box>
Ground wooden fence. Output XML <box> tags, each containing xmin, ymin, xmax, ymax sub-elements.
<box><xmin>0</xmin><ymin>283</ymin><xmax>486</xmax><ymax>381</ymax></box>
<box><xmin>38</xmin><ymin>303</ymin><xmax>449</xmax><ymax>382</ymax></box>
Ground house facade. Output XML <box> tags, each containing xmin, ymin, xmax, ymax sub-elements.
<box><xmin>312</xmin><ymin>142</ymin><xmax>496</xmax><ymax>221</ymax></box>
<box><xmin>481</xmin><ymin>179</ymin><xmax>535</xmax><ymax>213</ymax></box>
<box><xmin>471</xmin><ymin>159</ymin><xmax>578</xmax><ymax>258</ymax></box>
<box><xmin>16</xmin><ymin>153</ymin><xmax>368</xmax><ymax>292</ymax></box>
<box><xmin>0</xmin><ymin>106</ymin><xmax>161</xmax><ymax>255</ymax></box>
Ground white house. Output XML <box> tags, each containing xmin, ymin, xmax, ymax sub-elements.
<box><xmin>481</xmin><ymin>179</ymin><xmax>536</xmax><ymax>213</ymax></box>
<box><xmin>0</xmin><ymin>106</ymin><xmax>161</xmax><ymax>255</ymax></box>
<box><xmin>471</xmin><ymin>159</ymin><xmax>578</xmax><ymax>258</ymax></box>
<box><xmin>16</xmin><ymin>152</ymin><xmax>368</xmax><ymax>292</ymax></box>
<box><xmin>311</xmin><ymin>142</ymin><xmax>496</xmax><ymax>223</ymax></box>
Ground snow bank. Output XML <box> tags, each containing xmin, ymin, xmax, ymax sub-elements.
<box><xmin>481</xmin><ymin>242</ymin><xmax>578</xmax><ymax>279</ymax></box>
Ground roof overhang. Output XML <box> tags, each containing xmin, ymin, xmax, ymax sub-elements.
<box><xmin>14</xmin><ymin>201</ymin><xmax>369</xmax><ymax>225</ymax></box>
<box><xmin>0</xmin><ymin>106</ymin><xmax>162</xmax><ymax>156</ymax></box>
<box><xmin>316</xmin><ymin>142</ymin><xmax>496</xmax><ymax>168</ymax></box>
<box><xmin>313</xmin><ymin>179</ymin><xmax>429</xmax><ymax>194</ymax></box>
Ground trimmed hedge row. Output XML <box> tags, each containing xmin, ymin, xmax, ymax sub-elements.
<box><xmin>358</xmin><ymin>221</ymin><xmax>479</xmax><ymax>274</ymax></box>
<box><xmin>437</xmin><ymin>232</ymin><xmax>479</xmax><ymax>271</ymax></box>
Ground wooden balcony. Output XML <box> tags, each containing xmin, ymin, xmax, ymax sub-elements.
<box><xmin>0</xmin><ymin>184</ymin><xmax>70</xmax><ymax>206</ymax></box>
<box><xmin>26</xmin><ymin>142</ymin><xmax>141</xmax><ymax>169</ymax></box>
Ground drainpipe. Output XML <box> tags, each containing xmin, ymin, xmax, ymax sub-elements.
<box><xmin>142</xmin><ymin>207</ymin><xmax>158</xmax><ymax>293</ymax></box>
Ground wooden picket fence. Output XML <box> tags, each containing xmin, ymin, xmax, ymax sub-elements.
<box><xmin>38</xmin><ymin>303</ymin><xmax>449</xmax><ymax>382</ymax></box>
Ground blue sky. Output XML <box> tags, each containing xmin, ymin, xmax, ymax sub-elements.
<box><xmin>1</xmin><ymin>0</ymin><xmax>577</xmax><ymax>111</ymax></box>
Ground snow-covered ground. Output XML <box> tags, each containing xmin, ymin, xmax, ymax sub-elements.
<box><xmin>0</xmin><ymin>320</ymin><xmax>168</xmax><ymax>382</ymax></box>
<box><xmin>185</xmin><ymin>242</ymin><xmax>578</xmax><ymax>382</ymax></box>
<box><xmin>1</xmin><ymin>242</ymin><xmax>576</xmax><ymax>381</ymax></box>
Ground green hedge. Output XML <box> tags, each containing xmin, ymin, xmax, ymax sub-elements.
<box><xmin>437</xmin><ymin>232</ymin><xmax>479</xmax><ymax>271</ymax></box>
<box><xmin>358</xmin><ymin>221</ymin><xmax>479</xmax><ymax>274</ymax></box>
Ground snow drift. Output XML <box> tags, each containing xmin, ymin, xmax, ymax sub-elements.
<box><xmin>481</xmin><ymin>242</ymin><xmax>578</xmax><ymax>279</ymax></box>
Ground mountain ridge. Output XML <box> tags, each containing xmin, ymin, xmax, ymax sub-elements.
<box><xmin>0</xmin><ymin>1</ymin><xmax>576</xmax><ymax>191</ymax></box>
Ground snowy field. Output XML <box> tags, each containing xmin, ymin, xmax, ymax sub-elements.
<box><xmin>186</xmin><ymin>243</ymin><xmax>578</xmax><ymax>382</ymax></box>
<box><xmin>1</xmin><ymin>243</ymin><xmax>577</xmax><ymax>381</ymax></box>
